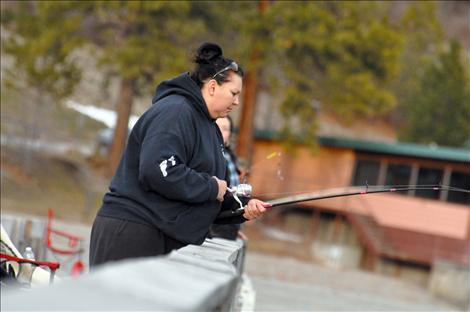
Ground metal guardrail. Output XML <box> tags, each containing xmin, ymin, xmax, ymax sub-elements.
<box><xmin>1</xmin><ymin>238</ymin><xmax>247</xmax><ymax>311</ymax></box>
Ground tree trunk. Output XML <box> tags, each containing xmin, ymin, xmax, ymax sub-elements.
<box><xmin>236</xmin><ymin>64</ymin><xmax>258</xmax><ymax>164</ymax></box>
<box><xmin>236</xmin><ymin>0</ymin><xmax>268</xmax><ymax>173</ymax></box>
<box><xmin>106</xmin><ymin>78</ymin><xmax>134</xmax><ymax>177</ymax></box>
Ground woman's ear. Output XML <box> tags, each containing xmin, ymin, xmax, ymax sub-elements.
<box><xmin>208</xmin><ymin>79</ymin><xmax>216</xmax><ymax>96</ymax></box>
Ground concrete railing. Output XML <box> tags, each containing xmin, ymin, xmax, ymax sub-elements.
<box><xmin>1</xmin><ymin>238</ymin><xmax>247</xmax><ymax>311</ymax></box>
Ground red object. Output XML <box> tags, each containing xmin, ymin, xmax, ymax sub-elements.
<box><xmin>45</xmin><ymin>209</ymin><xmax>84</xmax><ymax>255</ymax></box>
<box><xmin>45</xmin><ymin>209</ymin><xmax>85</xmax><ymax>277</ymax></box>
<box><xmin>0</xmin><ymin>252</ymin><xmax>60</xmax><ymax>284</ymax></box>
<box><xmin>71</xmin><ymin>260</ymin><xmax>85</xmax><ymax>277</ymax></box>
<box><xmin>0</xmin><ymin>252</ymin><xmax>60</xmax><ymax>271</ymax></box>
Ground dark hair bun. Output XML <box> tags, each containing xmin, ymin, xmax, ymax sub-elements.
<box><xmin>194</xmin><ymin>42</ymin><xmax>223</xmax><ymax>64</ymax></box>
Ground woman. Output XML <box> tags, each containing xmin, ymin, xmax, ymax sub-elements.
<box><xmin>216</xmin><ymin>116</ymin><xmax>240</xmax><ymax>187</ymax></box>
<box><xmin>209</xmin><ymin>116</ymin><xmax>245</xmax><ymax>240</ymax></box>
<box><xmin>89</xmin><ymin>42</ymin><xmax>268</xmax><ymax>267</ymax></box>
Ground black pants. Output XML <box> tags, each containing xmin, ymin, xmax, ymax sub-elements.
<box><xmin>89</xmin><ymin>216</ymin><xmax>186</xmax><ymax>268</ymax></box>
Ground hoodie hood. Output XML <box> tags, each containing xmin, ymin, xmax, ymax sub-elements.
<box><xmin>152</xmin><ymin>73</ymin><xmax>212</xmax><ymax>121</ymax></box>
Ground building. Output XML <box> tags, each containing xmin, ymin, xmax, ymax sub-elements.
<box><xmin>247</xmin><ymin>132</ymin><xmax>469</xmax><ymax>306</ymax></box>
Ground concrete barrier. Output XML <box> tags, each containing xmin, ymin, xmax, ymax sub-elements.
<box><xmin>1</xmin><ymin>238</ymin><xmax>247</xmax><ymax>311</ymax></box>
<box><xmin>429</xmin><ymin>260</ymin><xmax>470</xmax><ymax>310</ymax></box>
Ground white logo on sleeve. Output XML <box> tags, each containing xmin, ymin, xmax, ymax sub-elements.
<box><xmin>159</xmin><ymin>155</ymin><xmax>176</xmax><ymax>177</ymax></box>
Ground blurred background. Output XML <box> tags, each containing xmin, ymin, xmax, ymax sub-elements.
<box><xmin>1</xmin><ymin>1</ymin><xmax>469</xmax><ymax>311</ymax></box>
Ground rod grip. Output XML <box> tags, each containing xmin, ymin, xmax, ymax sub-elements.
<box><xmin>215</xmin><ymin>208</ymin><xmax>245</xmax><ymax>220</ymax></box>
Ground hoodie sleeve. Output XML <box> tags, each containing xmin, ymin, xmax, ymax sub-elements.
<box><xmin>137</xmin><ymin>108</ymin><xmax>219</xmax><ymax>204</ymax></box>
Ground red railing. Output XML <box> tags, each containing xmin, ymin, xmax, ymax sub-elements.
<box><xmin>44</xmin><ymin>208</ymin><xmax>85</xmax><ymax>276</ymax></box>
<box><xmin>0</xmin><ymin>252</ymin><xmax>60</xmax><ymax>284</ymax></box>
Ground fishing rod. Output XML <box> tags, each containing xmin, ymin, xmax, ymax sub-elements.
<box><xmin>215</xmin><ymin>184</ymin><xmax>470</xmax><ymax>220</ymax></box>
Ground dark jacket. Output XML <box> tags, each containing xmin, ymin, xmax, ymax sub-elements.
<box><xmin>98</xmin><ymin>73</ymin><xmax>243</xmax><ymax>244</ymax></box>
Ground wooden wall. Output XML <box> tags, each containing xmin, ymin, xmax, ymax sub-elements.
<box><xmin>249</xmin><ymin>140</ymin><xmax>355</xmax><ymax>200</ymax></box>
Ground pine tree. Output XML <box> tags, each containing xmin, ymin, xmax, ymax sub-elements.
<box><xmin>265</xmin><ymin>1</ymin><xmax>403</xmax><ymax>145</ymax></box>
<box><xmin>399</xmin><ymin>41</ymin><xmax>470</xmax><ymax>147</ymax></box>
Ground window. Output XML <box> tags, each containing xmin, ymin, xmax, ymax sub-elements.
<box><xmin>350</xmin><ymin>158</ymin><xmax>468</xmax><ymax>203</ymax></box>
<box><xmin>448</xmin><ymin>171</ymin><xmax>470</xmax><ymax>205</ymax></box>
<box><xmin>352</xmin><ymin>160</ymin><xmax>380</xmax><ymax>186</ymax></box>
<box><xmin>415</xmin><ymin>167</ymin><xmax>443</xmax><ymax>199</ymax></box>
<box><xmin>385</xmin><ymin>164</ymin><xmax>411</xmax><ymax>187</ymax></box>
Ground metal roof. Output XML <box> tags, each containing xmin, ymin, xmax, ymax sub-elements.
<box><xmin>254</xmin><ymin>130</ymin><xmax>470</xmax><ymax>163</ymax></box>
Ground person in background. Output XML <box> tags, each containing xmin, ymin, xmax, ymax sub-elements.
<box><xmin>89</xmin><ymin>42</ymin><xmax>269</xmax><ymax>267</ymax></box>
<box><xmin>209</xmin><ymin>116</ymin><xmax>248</xmax><ymax>240</ymax></box>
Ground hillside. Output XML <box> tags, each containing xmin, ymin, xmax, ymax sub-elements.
<box><xmin>1</xmin><ymin>145</ymin><xmax>108</xmax><ymax>225</ymax></box>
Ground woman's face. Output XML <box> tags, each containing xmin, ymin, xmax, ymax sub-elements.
<box><xmin>205</xmin><ymin>72</ymin><xmax>242</xmax><ymax>119</ymax></box>
<box><xmin>216</xmin><ymin>117</ymin><xmax>231</xmax><ymax>145</ymax></box>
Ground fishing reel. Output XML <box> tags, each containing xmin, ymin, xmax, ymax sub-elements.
<box><xmin>228</xmin><ymin>184</ymin><xmax>252</xmax><ymax>197</ymax></box>
<box><xmin>227</xmin><ymin>184</ymin><xmax>252</xmax><ymax>211</ymax></box>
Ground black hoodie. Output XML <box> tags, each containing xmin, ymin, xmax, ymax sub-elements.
<box><xmin>98</xmin><ymin>73</ymin><xmax>244</xmax><ymax>244</ymax></box>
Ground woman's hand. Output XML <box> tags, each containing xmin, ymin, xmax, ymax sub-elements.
<box><xmin>212</xmin><ymin>176</ymin><xmax>227</xmax><ymax>202</ymax></box>
<box><xmin>243</xmin><ymin>199</ymin><xmax>271</xmax><ymax>220</ymax></box>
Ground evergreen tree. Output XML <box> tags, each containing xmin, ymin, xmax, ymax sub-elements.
<box><xmin>2</xmin><ymin>1</ymin><xmax>208</xmax><ymax>174</ymax></box>
<box><xmin>392</xmin><ymin>2</ymin><xmax>444</xmax><ymax>127</ymax></box>
<box><xmin>1</xmin><ymin>1</ymin><xmax>84</xmax><ymax>171</ymax></box>
<box><xmin>265</xmin><ymin>1</ymin><xmax>403</xmax><ymax>146</ymax></box>
<box><xmin>399</xmin><ymin>41</ymin><xmax>470</xmax><ymax>147</ymax></box>
<box><xmin>1</xmin><ymin>1</ymin><xmax>83</xmax><ymax>101</ymax></box>
<box><xmin>79</xmin><ymin>1</ymin><xmax>205</xmax><ymax>174</ymax></box>
<box><xmin>4</xmin><ymin>1</ymin><xmax>464</xmax><ymax>162</ymax></box>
